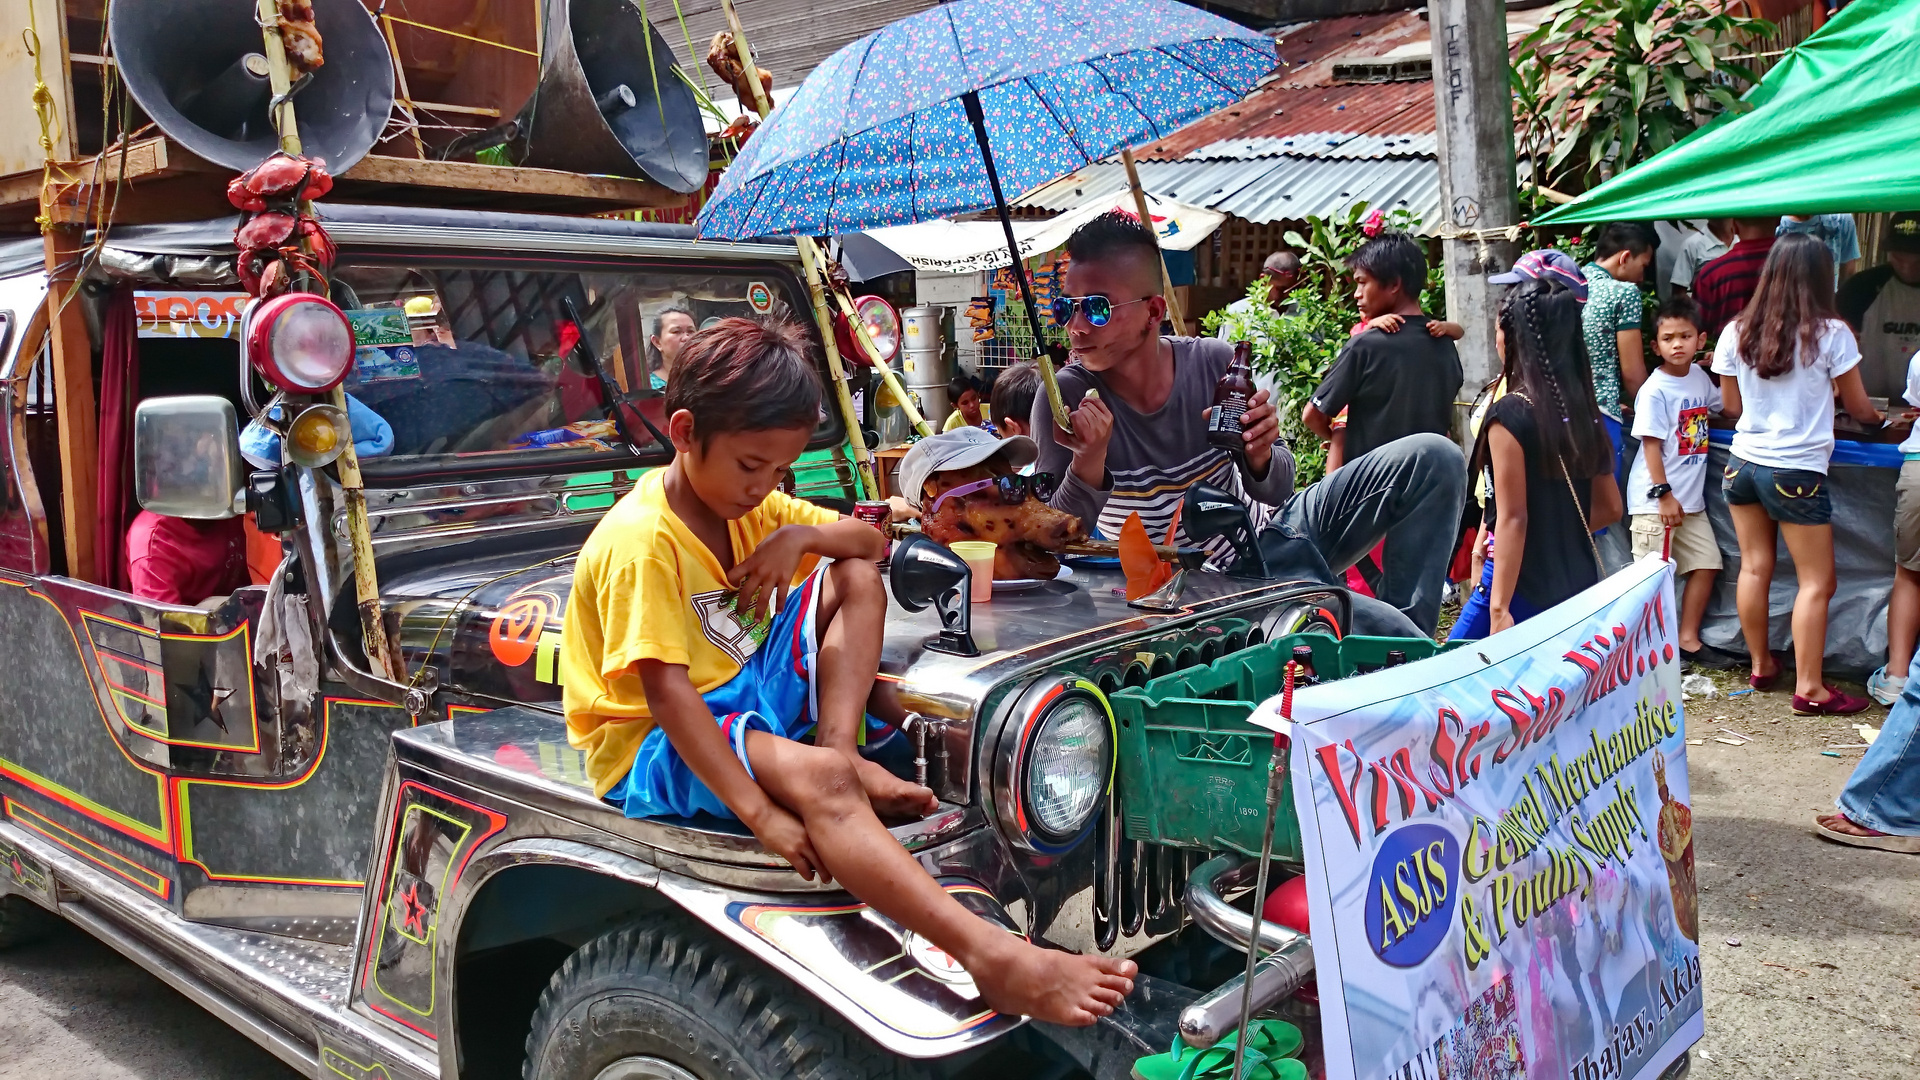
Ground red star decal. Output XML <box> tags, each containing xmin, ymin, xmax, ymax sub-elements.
<box><xmin>8</xmin><ymin>856</ymin><xmax>21</xmax><ymax>879</ymax></box>
<box><xmin>399</xmin><ymin>882</ymin><xmax>428</xmax><ymax>935</ymax></box>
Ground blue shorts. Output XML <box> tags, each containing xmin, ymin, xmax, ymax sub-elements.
<box><xmin>607</xmin><ymin>570</ymin><xmax>825</xmax><ymax>820</ymax></box>
<box><xmin>1721</xmin><ymin>455</ymin><xmax>1832</xmax><ymax>526</ymax></box>
<box><xmin>1447</xmin><ymin>541</ymin><xmax>1546</xmax><ymax>641</ymax></box>
<box><xmin>1602</xmin><ymin>414</ymin><xmax>1625</xmax><ymax>477</ymax></box>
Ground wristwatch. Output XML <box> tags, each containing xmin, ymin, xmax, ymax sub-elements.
<box><xmin>1647</xmin><ymin>483</ymin><xmax>1673</xmax><ymax>500</ymax></box>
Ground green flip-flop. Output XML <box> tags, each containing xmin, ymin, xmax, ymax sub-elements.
<box><xmin>1130</xmin><ymin>1021</ymin><xmax>1306</xmax><ymax>1080</ymax></box>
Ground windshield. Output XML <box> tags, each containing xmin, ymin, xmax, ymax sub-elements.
<box><xmin>329</xmin><ymin>259</ymin><xmax>826</xmax><ymax>481</ymax></box>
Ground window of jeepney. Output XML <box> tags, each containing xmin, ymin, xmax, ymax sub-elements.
<box><xmin>328</xmin><ymin>261</ymin><xmax>828</xmax><ymax>480</ymax></box>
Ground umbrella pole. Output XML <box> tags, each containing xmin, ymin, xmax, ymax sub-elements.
<box><xmin>1121</xmin><ymin>147</ymin><xmax>1188</xmax><ymax>333</ymax></box>
<box><xmin>960</xmin><ymin>91</ymin><xmax>1073</xmax><ymax>435</ymax></box>
<box><xmin>720</xmin><ymin>0</ymin><xmax>879</xmax><ymax>497</ymax></box>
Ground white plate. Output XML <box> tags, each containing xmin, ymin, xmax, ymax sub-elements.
<box><xmin>993</xmin><ymin>565</ymin><xmax>1073</xmax><ymax>592</ymax></box>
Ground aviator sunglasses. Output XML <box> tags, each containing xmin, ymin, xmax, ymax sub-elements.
<box><xmin>1050</xmin><ymin>294</ymin><xmax>1149</xmax><ymax>328</ymax></box>
<box><xmin>929</xmin><ymin>472</ymin><xmax>1060</xmax><ymax>517</ymax></box>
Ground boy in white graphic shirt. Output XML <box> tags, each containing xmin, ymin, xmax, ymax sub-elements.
<box><xmin>1629</xmin><ymin>295</ymin><xmax>1728</xmax><ymax>665</ymax></box>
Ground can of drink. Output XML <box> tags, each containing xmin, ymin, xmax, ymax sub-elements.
<box><xmin>853</xmin><ymin>501</ymin><xmax>891</xmax><ymax>560</ymax></box>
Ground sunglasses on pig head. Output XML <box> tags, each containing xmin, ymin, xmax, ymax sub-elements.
<box><xmin>928</xmin><ymin>473</ymin><xmax>1059</xmax><ymax>517</ymax></box>
<box><xmin>1050</xmin><ymin>294</ymin><xmax>1151</xmax><ymax>328</ymax></box>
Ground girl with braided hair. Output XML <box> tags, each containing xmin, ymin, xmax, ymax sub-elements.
<box><xmin>1450</xmin><ymin>279</ymin><xmax>1622</xmax><ymax>639</ymax></box>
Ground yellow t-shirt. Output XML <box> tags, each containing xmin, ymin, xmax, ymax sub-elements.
<box><xmin>561</xmin><ymin>470</ymin><xmax>836</xmax><ymax>796</ymax></box>
<box><xmin>943</xmin><ymin>409</ymin><xmax>969</xmax><ymax>432</ymax></box>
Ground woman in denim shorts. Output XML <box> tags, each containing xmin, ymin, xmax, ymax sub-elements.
<box><xmin>1710</xmin><ymin>234</ymin><xmax>1883</xmax><ymax>714</ymax></box>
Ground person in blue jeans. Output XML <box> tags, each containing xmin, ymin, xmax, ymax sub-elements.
<box><xmin>1710</xmin><ymin>234</ymin><xmax>1882</xmax><ymax>714</ymax></box>
<box><xmin>1816</xmin><ymin>648</ymin><xmax>1920</xmax><ymax>852</ymax></box>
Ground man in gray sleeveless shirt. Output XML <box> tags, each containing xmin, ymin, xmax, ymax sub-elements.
<box><xmin>1031</xmin><ymin>212</ymin><xmax>1466</xmax><ymax>636</ymax></box>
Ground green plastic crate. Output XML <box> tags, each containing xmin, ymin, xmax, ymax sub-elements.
<box><xmin>1110</xmin><ymin>633</ymin><xmax>1461</xmax><ymax>857</ymax></box>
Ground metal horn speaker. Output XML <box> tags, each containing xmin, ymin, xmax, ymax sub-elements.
<box><xmin>513</xmin><ymin>0</ymin><xmax>708</xmax><ymax>193</ymax></box>
<box><xmin>110</xmin><ymin>0</ymin><xmax>394</xmax><ymax>174</ymax></box>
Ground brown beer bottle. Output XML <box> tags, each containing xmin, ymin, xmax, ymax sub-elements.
<box><xmin>1290</xmin><ymin>644</ymin><xmax>1318</xmax><ymax>685</ymax></box>
<box><xmin>1207</xmin><ymin>341</ymin><xmax>1256</xmax><ymax>452</ymax></box>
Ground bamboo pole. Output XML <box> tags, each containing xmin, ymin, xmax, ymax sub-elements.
<box><xmin>831</xmin><ymin>290</ymin><xmax>934</xmax><ymax>437</ymax></box>
<box><xmin>380</xmin><ymin>15</ymin><xmax>430</xmax><ymax>159</ymax></box>
<box><xmin>1121</xmin><ymin>147</ymin><xmax>1187</xmax><ymax>333</ymax></box>
<box><xmin>255</xmin><ymin>0</ymin><xmax>403</xmax><ymax>681</ymax></box>
<box><xmin>720</xmin><ymin>0</ymin><xmax>881</xmax><ymax>495</ymax></box>
<box><xmin>795</xmin><ymin>241</ymin><xmax>880</xmax><ymax>496</ymax></box>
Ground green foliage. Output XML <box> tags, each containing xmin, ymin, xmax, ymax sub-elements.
<box><xmin>1201</xmin><ymin>203</ymin><xmax>1439</xmax><ymax>486</ymax></box>
<box><xmin>1512</xmin><ymin>0</ymin><xmax>1773</xmax><ymax>189</ymax></box>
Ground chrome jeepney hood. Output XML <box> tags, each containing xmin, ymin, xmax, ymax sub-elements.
<box><xmin>376</xmin><ymin>533</ymin><xmax>1311</xmax><ymax>721</ymax></box>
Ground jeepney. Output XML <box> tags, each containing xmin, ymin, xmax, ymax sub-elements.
<box><xmin>0</xmin><ymin>204</ymin><xmax>1338</xmax><ymax>1080</ymax></box>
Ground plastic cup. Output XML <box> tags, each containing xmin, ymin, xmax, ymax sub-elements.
<box><xmin>949</xmin><ymin>541</ymin><xmax>997</xmax><ymax>603</ymax></box>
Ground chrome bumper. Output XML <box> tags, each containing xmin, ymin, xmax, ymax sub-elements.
<box><xmin>1178</xmin><ymin>853</ymin><xmax>1316</xmax><ymax>1049</ymax></box>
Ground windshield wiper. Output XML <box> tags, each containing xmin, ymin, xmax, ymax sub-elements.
<box><xmin>561</xmin><ymin>296</ymin><xmax>671</xmax><ymax>455</ymax></box>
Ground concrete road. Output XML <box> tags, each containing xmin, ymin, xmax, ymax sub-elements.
<box><xmin>0</xmin><ymin>672</ymin><xmax>1912</xmax><ymax>1080</ymax></box>
<box><xmin>1683</xmin><ymin>671</ymin><xmax>1920</xmax><ymax>1080</ymax></box>
<box><xmin>0</xmin><ymin>919</ymin><xmax>298</xmax><ymax>1080</ymax></box>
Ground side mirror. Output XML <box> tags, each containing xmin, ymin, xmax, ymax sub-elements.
<box><xmin>888</xmin><ymin>534</ymin><xmax>979</xmax><ymax>657</ymax></box>
<box><xmin>1183</xmin><ymin>483</ymin><xmax>1268</xmax><ymax>577</ymax></box>
<box><xmin>134</xmin><ymin>396</ymin><xmax>244</xmax><ymax>519</ymax></box>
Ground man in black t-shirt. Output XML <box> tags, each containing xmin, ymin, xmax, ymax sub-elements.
<box><xmin>1837</xmin><ymin>212</ymin><xmax>1920</xmax><ymax>399</ymax></box>
<box><xmin>1304</xmin><ymin>233</ymin><xmax>1465</xmax><ymax>464</ymax></box>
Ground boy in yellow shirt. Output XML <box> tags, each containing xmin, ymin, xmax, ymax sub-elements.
<box><xmin>562</xmin><ymin>318</ymin><xmax>1134</xmax><ymax>1026</ymax></box>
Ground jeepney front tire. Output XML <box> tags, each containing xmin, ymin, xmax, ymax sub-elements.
<box><xmin>0</xmin><ymin>894</ymin><xmax>57</xmax><ymax>948</ymax></box>
<box><xmin>523</xmin><ymin>911</ymin><xmax>926</xmax><ymax>1080</ymax></box>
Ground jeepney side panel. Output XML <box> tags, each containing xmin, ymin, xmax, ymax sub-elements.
<box><xmin>0</xmin><ymin>559</ymin><xmax>420</xmax><ymax>922</ymax></box>
<box><xmin>0</xmin><ymin>575</ymin><xmax>180</xmax><ymax>903</ymax></box>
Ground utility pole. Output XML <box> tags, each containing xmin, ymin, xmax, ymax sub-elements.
<box><xmin>1430</xmin><ymin>0</ymin><xmax>1520</xmax><ymax>396</ymax></box>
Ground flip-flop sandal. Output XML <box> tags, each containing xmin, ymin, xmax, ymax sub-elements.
<box><xmin>1131</xmin><ymin>1023</ymin><xmax>1305</xmax><ymax>1080</ymax></box>
<box><xmin>1813</xmin><ymin>815</ymin><xmax>1920</xmax><ymax>854</ymax></box>
<box><xmin>1132</xmin><ymin>1044</ymin><xmax>1306</xmax><ymax>1080</ymax></box>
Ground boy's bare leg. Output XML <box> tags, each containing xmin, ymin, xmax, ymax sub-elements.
<box><xmin>746</xmin><ymin>732</ymin><xmax>1135</xmax><ymax>1025</ymax></box>
<box><xmin>810</xmin><ymin>558</ymin><xmax>937</xmax><ymax>817</ymax></box>
<box><xmin>1679</xmin><ymin>567</ymin><xmax>1715</xmax><ymax>653</ymax></box>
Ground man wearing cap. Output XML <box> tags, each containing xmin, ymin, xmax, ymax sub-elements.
<box><xmin>1031</xmin><ymin>211</ymin><xmax>1465</xmax><ymax>637</ymax></box>
<box><xmin>1214</xmin><ymin>251</ymin><xmax>1303</xmax><ymax>341</ymax></box>
<box><xmin>1838</xmin><ymin>212</ymin><xmax>1920</xmax><ymax>399</ymax></box>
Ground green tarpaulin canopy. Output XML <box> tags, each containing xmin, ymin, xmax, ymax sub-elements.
<box><xmin>1536</xmin><ymin>0</ymin><xmax>1920</xmax><ymax>224</ymax></box>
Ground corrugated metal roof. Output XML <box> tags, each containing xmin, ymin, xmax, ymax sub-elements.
<box><xmin>1006</xmin><ymin>5</ymin><xmax>1562</xmax><ymax>230</ymax></box>
<box><xmin>1016</xmin><ymin>154</ymin><xmax>1441</xmax><ymax>230</ymax></box>
<box><xmin>1139</xmin><ymin>79</ymin><xmax>1437</xmax><ymax>159</ymax></box>
<box><xmin>1190</xmin><ymin>132</ymin><xmax>1439</xmax><ymax>160</ymax></box>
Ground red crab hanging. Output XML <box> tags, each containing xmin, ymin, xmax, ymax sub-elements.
<box><xmin>228</xmin><ymin>153</ymin><xmax>337</xmax><ymax>299</ymax></box>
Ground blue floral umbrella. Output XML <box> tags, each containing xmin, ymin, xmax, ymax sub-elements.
<box><xmin>696</xmin><ymin>0</ymin><xmax>1277</xmax><ymax>370</ymax></box>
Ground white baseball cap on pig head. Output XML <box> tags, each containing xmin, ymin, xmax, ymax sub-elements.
<box><xmin>896</xmin><ymin>427</ymin><xmax>1039</xmax><ymax>510</ymax></box>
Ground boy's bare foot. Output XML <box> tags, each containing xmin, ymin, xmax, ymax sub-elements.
<box><xmin>853</xmin><ymin>756</ymin><xmax>938</xmax><ymax>818</ymax></box>
<box><xmin>969</xmin><ymin>937</ymin><xmax>1137</xmax><ymax>1026</ymax></box>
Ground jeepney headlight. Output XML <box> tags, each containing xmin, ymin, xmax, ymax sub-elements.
<box><xmin>1026</xmin><ymin>693</ymin><xmax>1111</xmax><ymax>839</ymax></box>
<box><xmin>994</xmin><ymin>677</ymin><xmax>1116</xmax><ymax>852</ymax></box>
<box><xmin>247</xmin><ymin>292</ymin><xmax>356</xmax><ymax>393</ymax></box>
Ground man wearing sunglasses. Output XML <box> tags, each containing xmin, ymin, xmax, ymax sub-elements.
<box><xmin>1030</xmin><ymin>212</ymin><xmax>1466</xmax><ymax>636</ymax></box>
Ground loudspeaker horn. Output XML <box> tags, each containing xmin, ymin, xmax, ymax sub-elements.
<box><xmin>512</xmin><ymin>0</ymin><xmax>709</xmax><ymax>193</ymax></box>
<box><xmin>110</xmin><ymin>0</ymin><xmax>395</xmax><ymax>174</ymax></box>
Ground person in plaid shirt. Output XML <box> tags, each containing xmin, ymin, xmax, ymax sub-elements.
<box><xmin>1693</xmin><ymin>217</ymin><xmax>1782</xmax><ymax>337</ymax></box>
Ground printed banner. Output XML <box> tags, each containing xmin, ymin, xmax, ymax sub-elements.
<box><xmin>1261</xmin><ymin>558</ymin><xmax>1701</xmax><ymax>1080</ymax></box>
<box><xmin>134</xmin><ymin>291</ymin><xmax>249</xmax><ymax>339</ymax></box>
